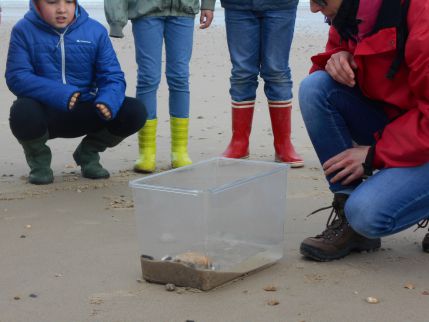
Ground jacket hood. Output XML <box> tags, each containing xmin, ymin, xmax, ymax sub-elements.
<box><xmin>25</xmin><ymin>0</ymin><xmax>88</xmax><ymax>31</ymax></box>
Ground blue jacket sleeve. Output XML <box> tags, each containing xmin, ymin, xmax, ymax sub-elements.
<box><xmin>94</xmin><ymin>29</ymin><xmax>126</xmax><ymax>120</ymax></box>
<box><xmin>5</xmin><ymin>25</ymin><xmax>79</xmax><ymax>111</ymax></box>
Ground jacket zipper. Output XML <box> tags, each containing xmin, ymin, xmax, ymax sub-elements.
<box><xmin>54</xmin><ymin>26</ymin><xmax>70</xmax><ymax>84</ymax></box>
<box><xmin>60</xmin><ymin>33</ymin><xmax>66</xmax><ymax>84</ymax></box>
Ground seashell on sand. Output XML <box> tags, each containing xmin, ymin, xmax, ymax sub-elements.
<box><xmin>365</xmin><ymin>296</ymin><xmax>379</xmax><ymax>304</ymax></box>
<box><xmin>173</xmin><ymin>252</ymin><xmax>213</xmax><ymax>269</ymax></box>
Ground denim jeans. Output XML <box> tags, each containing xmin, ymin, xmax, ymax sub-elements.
<box><xmin>225</xmin><ymin>8</ymin><xmax>297</xmax><ymax>102</ymax></box>
<box><xmin>299</xmin><ymin>71</ymin><xmax>429</xmax><ymax>238</ymax></box>
<box><xmin>132</xmin><ymin>16</ymin><xmax>194</xmax><ymax>120</ymax></box>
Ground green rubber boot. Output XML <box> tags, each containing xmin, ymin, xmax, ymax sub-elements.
<box><xmin>19</xmin><ymin>132</ymin><xmax>54</xmax><ymax>185</ymax></box>
<box><xmin>73</xmin><ymin>129</ymin><xmax>124</xmax><ymax>179</ymax></box>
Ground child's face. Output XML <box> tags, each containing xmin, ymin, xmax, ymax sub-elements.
<box><xmin>37</xmin><ymin>0</ymin><xmax>76</xmax><ymax>28</ymax></box>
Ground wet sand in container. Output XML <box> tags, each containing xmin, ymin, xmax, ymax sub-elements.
<box><xmin>141</xmin><ymin>250</ymin><xmax>279</xmax><ymax>291</ymax></box>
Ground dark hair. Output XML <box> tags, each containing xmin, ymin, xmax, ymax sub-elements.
<box><xmin>331</xmin><ymin>0</ymin><xmax>361</xmax><ymax>42</ymax></box>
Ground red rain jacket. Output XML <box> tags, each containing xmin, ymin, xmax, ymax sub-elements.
<box><xmin>309</xmin><ymin>0</ymin><xmax>429</xmax><ymax>169</ymax></box>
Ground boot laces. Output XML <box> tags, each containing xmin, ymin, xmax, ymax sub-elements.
<box><xmin>308</xmin><ymin>199</ymin><xmax>347</xmax><ymax>240</ymax></box>
<box><xmin>414</xmin><ymin>218</ymin><xmax>429</xmax><ymax>232</ymax></box>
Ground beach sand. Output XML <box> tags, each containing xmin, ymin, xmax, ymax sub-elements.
<box><xmin>0</xmin><ymin>4</ymin><xmax>428</xmax><ymax>322</ymax></box>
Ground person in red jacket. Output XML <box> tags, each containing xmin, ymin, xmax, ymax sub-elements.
<box><xmin>299</xmin><ymin>0</ymin><xmax>429</xmax><ymax>261</ymax></box>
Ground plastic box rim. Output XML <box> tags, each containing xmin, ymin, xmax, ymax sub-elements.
<box><xmin>129</xmin><ymin>157</ymin><xmax>288</xmax><ymax>195</ymax></box>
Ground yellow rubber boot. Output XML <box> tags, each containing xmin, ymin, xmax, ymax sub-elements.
<box><xmin>134</xmin><ymin>119</ymin><xmax>157</xmax><ymax>173</ymax></box>
<box><xmin>170</xmin><ymin>117</ymin><xmax>192</xmax><ymax>168</ymax></box>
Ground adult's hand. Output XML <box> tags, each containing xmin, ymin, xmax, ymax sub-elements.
<box><xmin>199</xmin><ymin>10</ymin><xmax>214</xmax><ymax>29</ymax></box>
<box><xmin>96</xmin><ymin>103</ymin><xmax>112</xmax><ymax>120</ymax></box>
<box><xmin>68</xmin><ymin>92</ymin><xmax>80</xmax><ymax>110</ymax></box>
<box><xmin>323</xmin><ymin>146</ymin><xmax>370</xmax><ymax>185</ymax></box>
<box><xmin>325</xmin><ymin>51</ymin><xmax>357</xmax><ymax>87</ymax></box>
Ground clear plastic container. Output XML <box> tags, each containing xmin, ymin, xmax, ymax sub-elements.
<box><xmin>129</xmin><ymin>157</ymin><xmax>288</xmax><ymax>290</ymax></box>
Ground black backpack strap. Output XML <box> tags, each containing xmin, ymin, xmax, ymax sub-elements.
<box><xmin>386</xmin><ymin>0</ymin><xmax>411</xmax><ymax>79</ymax></box>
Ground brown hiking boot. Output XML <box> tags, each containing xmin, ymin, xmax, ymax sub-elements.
<box><xmin>300</xmin><ymin>193</ymin><xmax>381</xmax><ymax>261</ymax></box>
<box><xmin>416</xmin><ymin>219</ymin><xmax>429</xmax><ymax>253</ymax></box>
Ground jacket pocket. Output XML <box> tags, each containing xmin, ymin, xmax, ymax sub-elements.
<box><xmin>130</xmin><ymin>0</ymin><xmax>165</xmax><ymax>16</ymax></box>
<box><xmin>178</xmin><ymin>0</ymin><xmax>200</xmax><ymax>15</ymax></box>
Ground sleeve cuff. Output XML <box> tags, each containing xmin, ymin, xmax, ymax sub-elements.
<box><xmin>372</xmin><ymin>149</ymin><xmax>384</xmax><ymax>170</ymax></box>
<box><xmin>201</xmin><ymin>0</ymin><xmax>216</xmax><ymax>10</ymax></box>
<box><xmin>362</xmin><ymin>145</ymin><xmax>376</xmax><ymax>178</ymax></box>
<box><xmin>109</xmin><ymin>23</ymin><xmax>125</xmax><ymax>38</ymax></box>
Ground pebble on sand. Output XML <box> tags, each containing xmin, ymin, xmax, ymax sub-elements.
<box><xmin>365</xmin><ymin>297</ymin><xmax>379</xmax><ymax>304</ymax></box>
<box><xmin>267</xmin><ymin>299</ymin><xmax>279</xmax><ymax>306</ymax></box>
<box><xmin>165</xmin><ymin>283</ymin><xmax>176</xmax><ymax>292</ymax></box>
<box><xmin>263</xmin><ymin>285</ymin><xmax>278</xmax><ymax>292</ymax></box>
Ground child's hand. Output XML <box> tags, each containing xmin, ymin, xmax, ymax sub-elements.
<box><xmin>199</xmin><ymin>10</ymin><xmax>214</xmax><ymax>29</ymax></box>
<box><xmin>68</xmin><ymin>92</ymin><xmax>80</xmax><ymax>110</ymax></box>
<box><xmin>96</xmin><ymin>103</ymin><xmax>112</xmax><ymax>120</ymax></box>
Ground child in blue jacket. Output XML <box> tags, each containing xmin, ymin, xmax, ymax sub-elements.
<box><xmin>5</xmin><ymin>0</ymin><xmax>147</xmax><ymax>184</ymax></box>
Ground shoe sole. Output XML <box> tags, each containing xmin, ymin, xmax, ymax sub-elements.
<box><xmin>222</xmin><ymin>155</ymin><xmax>249</xmax><ymax>159</ymax></box>
<box><xmin>300</xmin><ymin>240</ymin><xmax>381</xmax><ymax>262</ymax></box>
<box><xmin>274</xmin><ymin>157</ymin><xmax>304</xmax><ymax>168</ymax></box>
<box><xmin>82</xmin><ymin>173</ymin><xmax>110</xmax><ymax>179</ymax></box>
<box><xmin>288</xmin><ymin>162</ymin><xmax>304</xmax><ymax>168</ymax></box>
<box><xmin>29</xmin><ymin>171</ymin><xmax>54</xmax><ymax>185</ymax></box>
<box><xmin>29</xmin><ymin>178</ymin><xmax>54</xmax><ymax>185</ymax></box>
<box><xmin>134</xmin><ymin>166</ymin><xmax>155</xmax><ymax>174</ymax></box>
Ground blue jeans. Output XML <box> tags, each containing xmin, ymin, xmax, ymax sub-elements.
<box><xmin>299</xmin><ymin>71</ymin><xmax>429</xmax><ymax>238</ymax></box>
<box><xmin>132</xmin><ymin>16</ymin><xmax>194</xmax><ymax>120</ymax></box>
<box><xmin>225</xmin><ymin>8</ymin><xmax>297</xmax><ymax>102</ymax></box>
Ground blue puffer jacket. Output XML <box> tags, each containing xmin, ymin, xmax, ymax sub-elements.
<box><xmin>5</xmin><ymin>1</ymin><xmax>125</xmax><ymax>120</ymax></box>
<box><xmin>220</xmin><ymin>0</ymin><xmax>298</xmax><ymax>10</ymax></box>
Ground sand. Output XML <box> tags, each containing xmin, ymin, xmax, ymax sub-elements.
<box><xmin>0</xmin><ymin>4</ymin><xmax>428</xmax><ymax>322</ymax></box>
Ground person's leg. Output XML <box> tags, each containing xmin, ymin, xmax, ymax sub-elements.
<box><xmin>165</xmin><ymin>16</ymin><xmax>194</xmax><ymax>168</ymax></box>
<box><xmin>298</xmin><ymin>71</ymin><xmax>389</xmax><ymax>261</ymax></box>
<box><xmin>259</xmin><ymin>7</ymin><xmax>303</xmax><ymax>166</ymax></box>
<box><xmin>223</xmin><ymin>9</ymin><xmax>260</xmax><ymax>158</ymax></box>
<box><xmin>132</xmin><ymin>17</ymin><xmax>164</xmax><ymax>120</ymax></box>
<box><xmin>10</xmin><ymin>97</ymin><xmax>146</xmax><ymax>182</ymax></box>
<box><xmin>44</xmin><ymin>97</ymin><xmax>145</xmax><ymax>179</ymax></box>
<box><xmin>260</xmin><ymin>8</ymin><xmax>296</xmax><ymax>102</ymax></box>
<box><xmin>71</xmin><ymin>97</ymin><xmax>147</xmax><ymax>179</ymax></box>
<box><xmin>9</xmin><ymin>98</ymin><xmax>53</xmax><ymax>184</ymax></box>
<box><xmin>299</xmin><ymin>71</ymin><xmax>389</xmax><ymax>193</ymax></box>
<box><xmin>10</xmin><ymin>98</ymin><xmax>48</xmax><ymax>141</ymax></box>
<box><xmin>132</xmin><ymin>17</ymin><xmax>164</xmax><ymax>172</ymax></box>
<box><xmin>164</xmin><ymin>16</ymin><xmax>194</xmax><ymax>119</ymax></box>
<box><xmin>46</xmin><ymin>100</ymin><xmax>104</xmax><ymax>139</ymax></box>
<box><xmin>105</xmin><ymin>97</ymin><xmax>147</xmax><ymax>138</ymax></box>
<box><xmin>225</xmin><ymin>9</ymin><xmax>260</xmax><ymax>102</ymax></box>
<box><xmin>346</xmin><ymin>163</ymin><xmax>429</xmax><ymax>238</ymax></box>
<box><xmin>47</xmin><ymin>97</ymin><xmax>145</xmax><ymax>139</ymax></box>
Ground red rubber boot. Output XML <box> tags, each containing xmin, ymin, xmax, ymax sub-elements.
<box><xmin>222</xmin><ymin>101</ymin><xmax>255</xmax><ymax>159</ymax></box>
<box><xmin>269</xmin><ymin>102</ymin><xmax>304</xmax><ymax>168</ymax></box>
